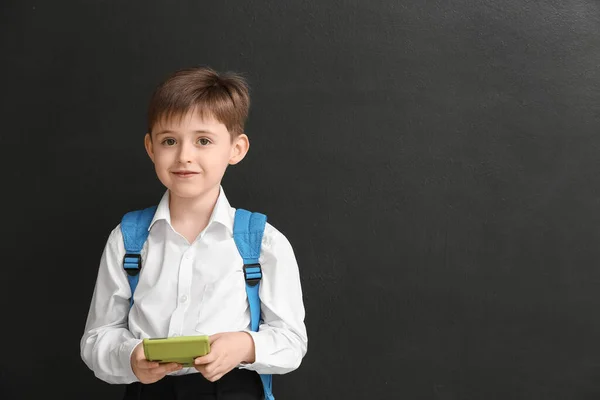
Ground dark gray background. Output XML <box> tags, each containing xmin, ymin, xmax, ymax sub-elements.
<box><xmin>2</xmin><ymin>1</ymin><xmax>600</xmax><ymax>399</ymax></box>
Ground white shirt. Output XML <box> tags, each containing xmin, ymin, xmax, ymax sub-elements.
<box><xmin>80</xmin><ymin>187</ymin><xmax>308</xmax><ymax>384</ymax></box>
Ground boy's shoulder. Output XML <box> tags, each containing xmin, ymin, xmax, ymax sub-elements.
<box><xmin>260</xmin><ymin>219</ymin><xmax>296</xmax><ymax>256</ymax></box>
<box><xmin>229</xmin><ymin>205</ymin><xmax>295</xmax><ymax>253</ymax></box>
<box><xmin>260</xmin><ymin>220</ymin><xmax>279</xmax><ymax>248</ymax></box>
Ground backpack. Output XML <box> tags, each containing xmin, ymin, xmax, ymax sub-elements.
<box><xmin>120</xmin><ymin>206</ymin><xmax>274</xmax><ymax>400</ymax></box>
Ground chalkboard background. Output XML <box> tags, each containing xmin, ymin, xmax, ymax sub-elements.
<box><xmin>2</xmin><ymin>1</ymin><xmax>600</xmax><ymax>399</ymax></box>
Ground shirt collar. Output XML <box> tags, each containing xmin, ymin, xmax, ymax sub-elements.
<box><xmin>148</xmin><ymin>186</ymin><xmax>234</xmax><ymax>234</ymax></box>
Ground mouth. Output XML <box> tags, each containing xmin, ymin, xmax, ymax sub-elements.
<box><xmin>172</xmin><ymin>171</ymin><xmax>199</xmax><ymax>178</ymax></box>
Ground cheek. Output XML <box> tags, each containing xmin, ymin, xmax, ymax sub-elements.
<box><xmin>153</xmin><ymin>151</ymin><xmax>172</xmax><ymax>167</ymax></box>
<box><xmin>153</xmin><ymin>153</ymin><xmax>174</xmax><ymax>177</ymax></box>
<box><xmin>203</xmin><ymin>149</ymin><xmax>232</xmax><ymax>168</ymax></box>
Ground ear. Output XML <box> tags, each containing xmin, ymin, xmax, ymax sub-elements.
<box><xmin>229</xmin><ymin>134</ymin><xmax>249</xmax><ymax>165</ymax></box>
<box><xmin>144</xmin><ymin>133</ymin><xmax>155</xmax><ymax>163</ymax></box>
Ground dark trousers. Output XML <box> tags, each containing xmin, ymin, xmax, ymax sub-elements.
<box><xmin>122</xmin><ymin>368</ymin><xmax>264</xmax><ymax>400</ymax></box>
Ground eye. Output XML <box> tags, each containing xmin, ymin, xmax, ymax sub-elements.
<box><xmin>197</xmin><ymin>138</ymin><xmax>211</xmax><ymax>146</ymax></box>
<box><xmin>161</xmin><ymin>138</ymin><xmax>176</xmax><ymax>146</ymax></box>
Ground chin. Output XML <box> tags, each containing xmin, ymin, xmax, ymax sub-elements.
<box><xmin>167</xmin><ymin>183</ymin><xmax>218</xmax><ymax>200</ymax></box>
<box><xmin>168</xmin><ymin>188</ymin><xmax>204</xmax><ymax>199</ymax></box>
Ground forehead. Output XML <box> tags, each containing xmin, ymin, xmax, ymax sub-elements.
<box><xmin>151</xmin><ymin>109</ymin><xmax>228</xmax><ymax>134</ymax></box>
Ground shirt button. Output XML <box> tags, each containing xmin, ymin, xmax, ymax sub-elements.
<box><xmin>180</xmin><ymin>295</ymin><xmax>188</xmax><ymax>303</ymax></box>
<box><xmin>184</xmin><ymin>254</ymin><xmax>191</xmax><ymax>260</ymax></box>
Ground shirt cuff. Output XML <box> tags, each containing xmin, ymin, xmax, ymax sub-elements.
<box><xmin>238</xmin><ymin>331</ymin><xmax>272</xmax><ymax>372</ymax></box>
<box><xmin>120</xmin><ymin>338</ymin><xmax>143</xmax><ymax>383</ymax></box>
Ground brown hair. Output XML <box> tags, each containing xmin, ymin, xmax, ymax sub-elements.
<box><xmin>147</xmin><ymin>66</ymin><xmax>250</xmax><ymax>138</ymax></box>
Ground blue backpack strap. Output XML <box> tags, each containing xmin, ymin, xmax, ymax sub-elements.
<box><xmin>233</xmin><ymin>209</ymin><xmax>266</xmax><ymax>331</ymax></box>
<box><xmin>233</xmin><ymin>209</ymin><xmax>274</xmax><ymax>400</ymax></box>
<box><xmin>120</xmin><ymin>206</ymin><xmax>157</xmax><ymax>308</ymax></box>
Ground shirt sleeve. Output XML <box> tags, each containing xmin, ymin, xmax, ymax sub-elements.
<box><xmin>80</xmin><ymin>225</ymin><xmax>142</xmax><ymax>384</ymax></box>
<box><xmin>239</xmin><ymin>223</ymin><xmax>308</xmax><ymax>375</ymax></box>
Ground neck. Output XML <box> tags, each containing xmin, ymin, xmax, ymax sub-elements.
<box><xmin>168</xmin><ymin>185</ymin><xmax>221</xmax><ymax>226</ymax></box>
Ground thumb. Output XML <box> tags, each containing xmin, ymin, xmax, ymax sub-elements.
<box><xmin>209</xmin><ymin>333</ymin><xmax>224</xmax><ymax>344</ymax></box>
<box><xmin>133</xmin><ymin>342</ymin><xmax>146</xmax><ymax>361</ymax></box>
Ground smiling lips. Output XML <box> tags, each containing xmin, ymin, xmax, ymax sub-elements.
<box><xmin>172</xmin><ymin>171</ymin><xmax>199</xmax><ymax>178</ymax></box>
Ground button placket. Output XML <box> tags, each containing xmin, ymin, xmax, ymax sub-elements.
<box><xmin>168</xmin><ymin>251</ymin><xmax>194</xmax><ymax>337</ymax></box>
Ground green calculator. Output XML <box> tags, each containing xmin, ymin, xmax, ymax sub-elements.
<box><xmin>143</xmin><ymin>335</ymin><xmax>210</xmax><ymax>367</ymax></box>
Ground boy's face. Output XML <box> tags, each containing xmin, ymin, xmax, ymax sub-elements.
<box><xmin>144</xmin><ymin>110</ymin><xmax>248</xmax><ymax>201</ymax></box>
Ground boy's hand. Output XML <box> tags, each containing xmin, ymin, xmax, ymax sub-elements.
<box><xmin>194</xmin><ymin>332</ymin><xmax>256</xmax><ymax>382</ymax></box>
<box><xmin>130</xmin><ymin>342</ymin><xmax>183</xmax><ymax>384</ymax></box>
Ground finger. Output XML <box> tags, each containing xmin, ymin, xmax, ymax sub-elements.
<box><xmin>137</xmin><ymin>359</ymin><xmax>160</xmax><ymax>369</ymax></box>
<box><xmin>206</xmin><ymin>371</ymin><xmax>225</xmax><ymax>382</ymax></box>
<box><xmin>209</xmin><ymin>333</ymin><xmax>224</xmax><ymax>344</ymax></box>
<box><xmin>202</xmin><ymin>362</ymin><xmax>217</xmax><ymax>376</ymax></box>
<box><xmin>195</xmin><ymin>361</ymin><xmax>218</xmax><ymax>376</ymax></box>
<box><xmin>152</xmin><ymin>362</ymin><xmax>182</xmax><ymax>376</ymax></box>
<box><xmin>200</xmin><ymin>368</ymin><xmax>217</xmax><ymax>382</ymax></box>
<box><xmin>213</xmin><ymin>372</ymin><xmax>225</xmax><ymax>382</ymax></box>
<box><xmin>195</xmin><ymin>352</ymin><xmax>217</xmax><ymax>365</ymax></box>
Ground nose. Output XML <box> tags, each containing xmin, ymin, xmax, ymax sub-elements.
<box><xmin>177</xmin><ymin>142</ymin><xmax>193</xmax><ymax>164</ymax></box>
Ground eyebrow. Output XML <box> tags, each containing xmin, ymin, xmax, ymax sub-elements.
<box><xmin>155</xmin><ymin>130</ymin><xmax>216</xmax><ymax>136</ymax></box>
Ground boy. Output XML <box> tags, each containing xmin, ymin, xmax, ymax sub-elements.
<box><xmin>80</xmin><ymin>67</ymin><xmax>308</xmax><ymax>400</ymax></box>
